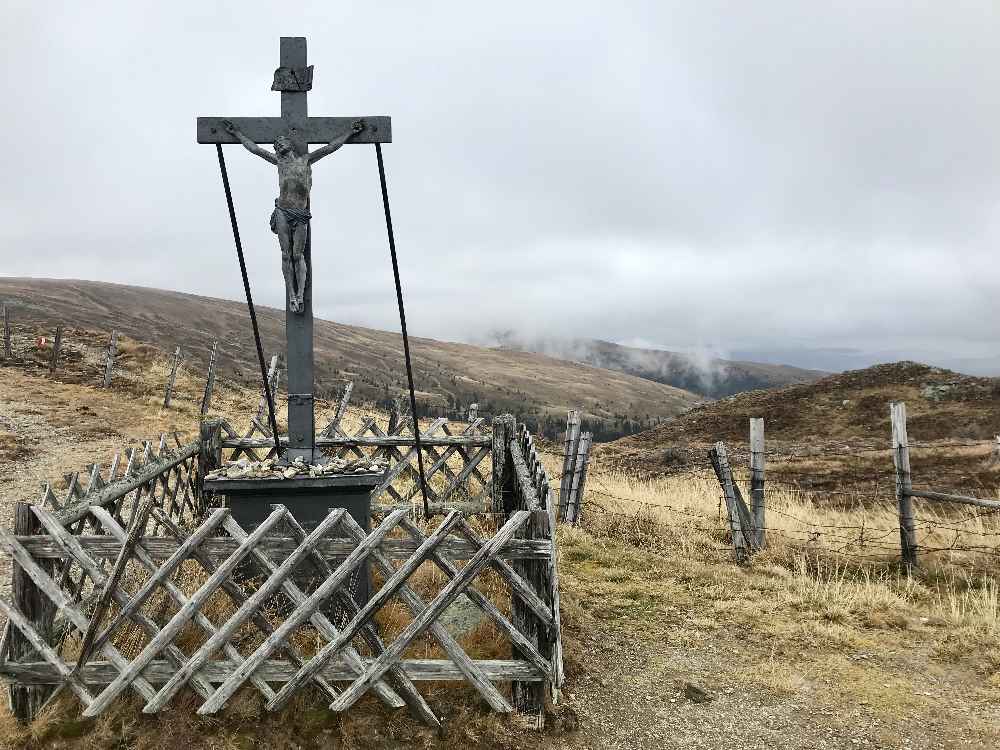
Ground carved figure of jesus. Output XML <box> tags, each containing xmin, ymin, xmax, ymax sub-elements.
<box><xmin>222</xmin><ymin>119</ymin><xmax>364</xmax><ymax>314</ymax></box>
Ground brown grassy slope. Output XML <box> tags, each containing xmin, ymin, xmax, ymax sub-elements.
<box><xmin>0</xmin><ymin>278</ymin><xmax>699</xmax><ymax>437</ymax></box>
<box><xmin>603</xmin><ymin>361</ymin><xmax>1000</xmax><ymax>494</ymax></box>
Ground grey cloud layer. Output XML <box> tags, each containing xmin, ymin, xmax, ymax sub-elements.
<box><xmin>1</xmin><ymin>1</ymin><xmax>997</xmax><ymax>370</ymax></box>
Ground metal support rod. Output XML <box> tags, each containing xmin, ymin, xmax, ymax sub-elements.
<box><xmin>215</xmin><ymin>144</ymin><xmax>282</xmax><ymax>455</ymax></box>
<box><xmin>375</xmin><ymin>143</ymin><xmax>429</xmax><ymax>518</ymax></box>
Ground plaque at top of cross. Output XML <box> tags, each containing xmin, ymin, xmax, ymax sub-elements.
<box><xmin>197</xmin><ymin>37</ymin><xmax>391</xmax><ymax>462</ymax></box>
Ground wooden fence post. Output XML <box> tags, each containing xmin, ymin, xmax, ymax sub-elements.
<box><xmin>566</xmin><ymin>432</ymin><xmax>592</xmax><ymax>526</ymax></box>
<box><xmin>48</xmin><ymin>326</ymin><xmax>62</xmax><ymax>374</ymax></box>
<box><xmin>749</xmin><ymin>418</ymin><xmax>766</xmax><ymax>549</ymax></box>
<box><xmin>200</xmin><ymin>341</ymin><xmax>218</xmax><ymax>416</ymax></box>
<box><xmin>491</xmin><ymin>414</ymin><xmax>515</xmax><ymax>516</ymax></box>
<box><xmin>507</xmin><ymin>433</ymin><xmax>551</xmax><ymax>721</ymax></box>
<box><xmin>388</xmin><ymin>399</ymin><xmax>400</xmax><ymax>435</ymax></box>
<box><xmin>558</xmin><ymin>410</ymin><xmax>581</xmax><ymax>521</ymax></box>
<box><xmin>890</xmin><ymin>401</ymin><xmax>918</xmax><ymax>573</ymax></box>
<box><xmin>102</xmin><ymin>330</ymin><xmax>118</xmax><ymax>388</ymax></box>
<box><xmin>709</xmin><ymin>442</ymin><xmax>750</xmax><ymax>563</ymax></box>
<box><xmin>2</xmin><ymin>303</ymin><xmax>11</xmax><ymax>359</ymax></box>
<box><xmin>8</xmin><ymin>502</ymin><xmax>56</xmax><ymax>721</ymax></box>
<box><xmin>198</xmin><ymin>419</ymin><xmax>224</xmax><ymax>505</ymax></box>
<box><xmin>163</xmin><ymin>347</ymin><xmax>182</xmax><ymax>408</ymax></box>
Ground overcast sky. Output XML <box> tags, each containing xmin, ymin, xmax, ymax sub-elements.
<box><xmin>2</xmin><ymin>1</ymin><xmax>998</xmax><ymax>372</ymax></box>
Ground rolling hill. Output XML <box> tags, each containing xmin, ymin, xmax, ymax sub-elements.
<box><xmin>0</xmin><ymin>278</ymin><xmax>701</xmax><ymax>440</ymax></box>
<box><xmin>603</xmin><ymin>361</ymin><xmax>1000</xmax><ymax>491</ymax></box>
<box><xmin>487</xmin><ymin>333</ymin><xmax>825</xmax><ymax>398</ymax></box>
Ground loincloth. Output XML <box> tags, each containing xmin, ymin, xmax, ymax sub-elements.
<box><xmin>270</xmin><ymin>200</ymin><xmax>312</xmax><ymax>233</ymax></box>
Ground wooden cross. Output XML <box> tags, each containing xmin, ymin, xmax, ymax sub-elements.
<box><xmin>197</xmin><ymin>37</ymin><xmax>391</xmax><ymax>462</ymax></box>
<box><xmin>197</xmin><ymin>37</ymin><xmax>391</xmax><ymax>148</ymax></box>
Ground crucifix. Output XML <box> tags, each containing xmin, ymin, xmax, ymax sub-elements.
<box><xmin>197</xmin><ymin>37</ymin><xmax>391</xmax><ymax>463</ymax></box>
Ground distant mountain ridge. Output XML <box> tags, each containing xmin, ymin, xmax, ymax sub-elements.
<box><xmin>0</xmin><ymin>278</ymin><xmax>700</xmax><ymax>441</ymax></box>
<box><xmin>488</xmin><ymin>333</ymin><xmax>825</xmax><ymax>398</ymax></box>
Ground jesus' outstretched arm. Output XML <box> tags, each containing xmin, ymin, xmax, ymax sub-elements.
<box><xmin>221</xmin><ymin>120</ymin><xmax>278</xmax><ymax>165</ymax></box>
<box><xmin>307</xmin><ymin>120</ymin><xmax>365</xmax><ymax>164</ymax></box>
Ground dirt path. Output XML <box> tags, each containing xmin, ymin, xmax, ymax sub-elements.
<box><xmin>542</xmin><ymin>532</ymin><xmax>1000</xmax><ymax>750</ymax></box>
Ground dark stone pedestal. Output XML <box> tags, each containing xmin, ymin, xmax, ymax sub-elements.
<box><xmin>203</xmin><ymin>473</ymin><xmax>380</xmax><ymax>602</ymax></box>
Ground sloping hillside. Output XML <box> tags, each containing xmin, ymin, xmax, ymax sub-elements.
<box><xmin>604</xmin><ymin>362</ymin><xmax>1000</xmax><ymax>492</ymax></box>
<box><xmin>0</xmin><ymin>278</ymin><xmax>699</xmax><ymax>439</ymax></box>
<box><xmin>489</xmin><ymin>333</ymin><xmax>825</xmax><ymax>397</ymax></box>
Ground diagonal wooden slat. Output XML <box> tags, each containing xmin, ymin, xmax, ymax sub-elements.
<box><xmin>195</xmin><ymin>508</ymin><xmax>411</xmax><ymax>715</ymax></box>
<box><xmin>30</xmin><ymin>506</ymin><xmax>219</xmax><ymax>704</ymax></box>
<box><xmin>320</xmin><ymin>381</ymin><xmax>354</xmax><ymax>438</ymax></box>
<box><xmin>73</xmin><ymin>498</ymin><xmax>154</xmax><ymax>673</ymax></box>
<box><xmin>141</xmin><ymin>509</ymin><xmax>349</xmax><ymax>713</ymax></box>
<box><xmin>80</xmin><ymin>507</ymin><xmax>289</xmax><ymax>718</ymax></box>
<box><xmin>400</xmin><ymin>517</ymin><xmax>552</xmax><ymax>677</ymax></box>
<box><xmin>0</xmin><ymin>525</ymin><xmax>160</xmax><ymax>705</ymax></box>
<box><xmin>405</xmin><ymin>445</ymin><xmax>490</xmax><ymax>506</ymax></box>
<box><xmin>86</xmin><ymin>507</ymin><xmax>278</xmax><ymax>706</ymax></box>
<box><xmin>0</xmin><ymin>598</ymin><xmax>95</xmax><ymax>707</ymax></box>
<box><xmin>144</xmin><ymin>506</ymin><xmax>342</xmax><ymax>707</ymax></box>
<box><xmin>328</xmin><ymin>510</ymin><xmax>532</xmax><ymax>712</ymax></box>
<box><xmin>335</xmin><ymin>512</ymin><xmax>515</xmax><ymax>713</ymax></box>
<box><xmin>454</xmin><ymin>519</ymin><xmax>552</xmax><ymax>627</ymax></box>
<box><xmin>371</xmin><ymin>418</ymin><xmax>448</xmax><ymax>499</ymax></box>
<box><xmin>402</xmin><ymin>421</ymin><xmax>486</xmax><ymax>503</ymax></box>
<box><xmin>275</xmin><ymin>511</ymin><xmax>436</xmax><ymax>725</ymax></box>
<box><xmin>87</xmin><ymin>508</ymin><xmax>231</xmax><ymax>646</ymax></box>
<box><xmin>266</xmin><ymin>511</ymin><xmax>465</xmax><ymax>711</ymax></box>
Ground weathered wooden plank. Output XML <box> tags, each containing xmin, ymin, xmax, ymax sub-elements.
<box><xmin>709</xmin><ymin>442</ymin><xmax>749</xmax><ymax>563</ymax></box>
<box><xmin>146</xmin><ymin>507</ymin><xmax>342</xmax><ymax>707</ymax></box>
<box><xmin>80</xmin><ymin>507</ymin><xmax>256</xmax><ymax>702</ymax></box>
<box><xmin>558</xmin><ymin>411</ymin><xmax>582</xmax><ymax>520</ymax></box>
<box><xmin>328</xmin><ymin>511</ymin><xmax>531</xmax><ymax>713</ymax></box>
<box><xmin>200</xmin><ymin>341</ymin><xmax>218</xmax><ymax>416</ymax></box>
<box><xmin>491</xmin><ymin>415</ymin><xmax>515</xmax><ymax>515</ymax></box>
<box><xmin>891</xmin><ymin>401</ymin><xmax>917</xmax><ymax>572</ymax></box>
<box><xmin>274</xmin><ymin>511</ymin><xmax>434</xmax><ymax>723</ymax></box>
<box><xmin>73</xmin><ymin>498</ymin><xmax>154</xmax><ymax>671</ymax></box>
<box><xmin>83</xmin><ymin>508</ymin><xmax>229</xmax><ymax>654</ymax></box>
<box><xmin>266</xmin><ymin>511</ymin><xmax>465</xmax><ymax>711</ymax></box>
<box><xmin>749</xmin><ymin>418</ymin><xmax>766</xmax><ymax>549</ymax></box>
<box><xmin>197</xmin><ymin>116</ymin><xmax>392</xmax><ymax>144</ymax></box>
<box><xmin>0</xmin><ymin>523</ymin><xmax>161</xmax><ymax>705</ymax></box>
<box><xmin>163</xmin><ymin>347</ymin><xmax>182</xmax><ymax>408</ymax></box>
<box><xmin>15</xmin><ymin>535</ymin><xmax>552</xmax><ymax>562</ymax></box>
<box><xmin>54</xmin><ymin>442</ymin><xmax>200</xmax><ymax>526</ymax></box>
<box><xmin>320</xmin><ymin>381</ymin><xmax>354</xmax><ymax>438</ymax></box>
<box><xmin>336</xmin><ymin>511</ymin><xmax>516</xmax><ymax>714</ymax></box>
<box><xmin>221</xmin><ymin>435</ymin><xmax>491</xmax><ymax>449</ymax></box>
<box><xmin>8</xmin><ymin>503</ymin><xmax>56</xmax><ymax>720</ymax></box>
<box><xmin>48</xmin><ymin>326</ymin><xmax>62</xmax><ymax>374</ymax></box>
<box><xmin>455</xmin><ymin>518</ymin><xmax>552</xmax><ymax>628</ymax></box>
<box><xmin>0</xmin><ymin>658</ymin><xmax>544</xmax><ymax>685</ymax></box>
<box><xmin>196</xmin><ymin>509</ymin><xmax>410</xmax><ymax>715</ymax></box>
<box><xmin>141</xmin><ymin>509</ymin><xmax>349</xmax><ymax>714</ymax></box>
<box><xmin>0</xmin><ymin>598</ymin><xmax>94</xmax><ymax>708</ymax></box>
<box><xmin>31</xmin><ymin>506</ymin><xmax>219</xmax><ymax>703</ymax></box>
<box><xmin>102</xmin><ymin>330</ymin><xmax>117</xmax><ymax>388</ymax></box>
<box><xmin>566</xmin><ymin>432</ymin><xmax>592</xmax><ymax>525</ymax></box>
<box><xmin>406</xmin><ymin>517</ymin><xmax>551</xmax><ymax>677</ymax></box>
<box><xmin>2</xmin><ymin>303</ymin><xmax>11</xmax><ymax>358</ymax></box>
<box><xmin>907</xmin><ymin>489</ymin><xmax>1000</xmax><ymax>509</ymax></box>
<box><xmin>80</xmin><ymin>508</ymin><xmax>289</xmax><ymax>717</ymax></box>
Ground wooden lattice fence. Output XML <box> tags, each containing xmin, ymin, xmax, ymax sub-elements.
<box><xmin>0</xmin><ymin>415</ymin><xmax>563</xmax><ymax>727</ymax></box>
